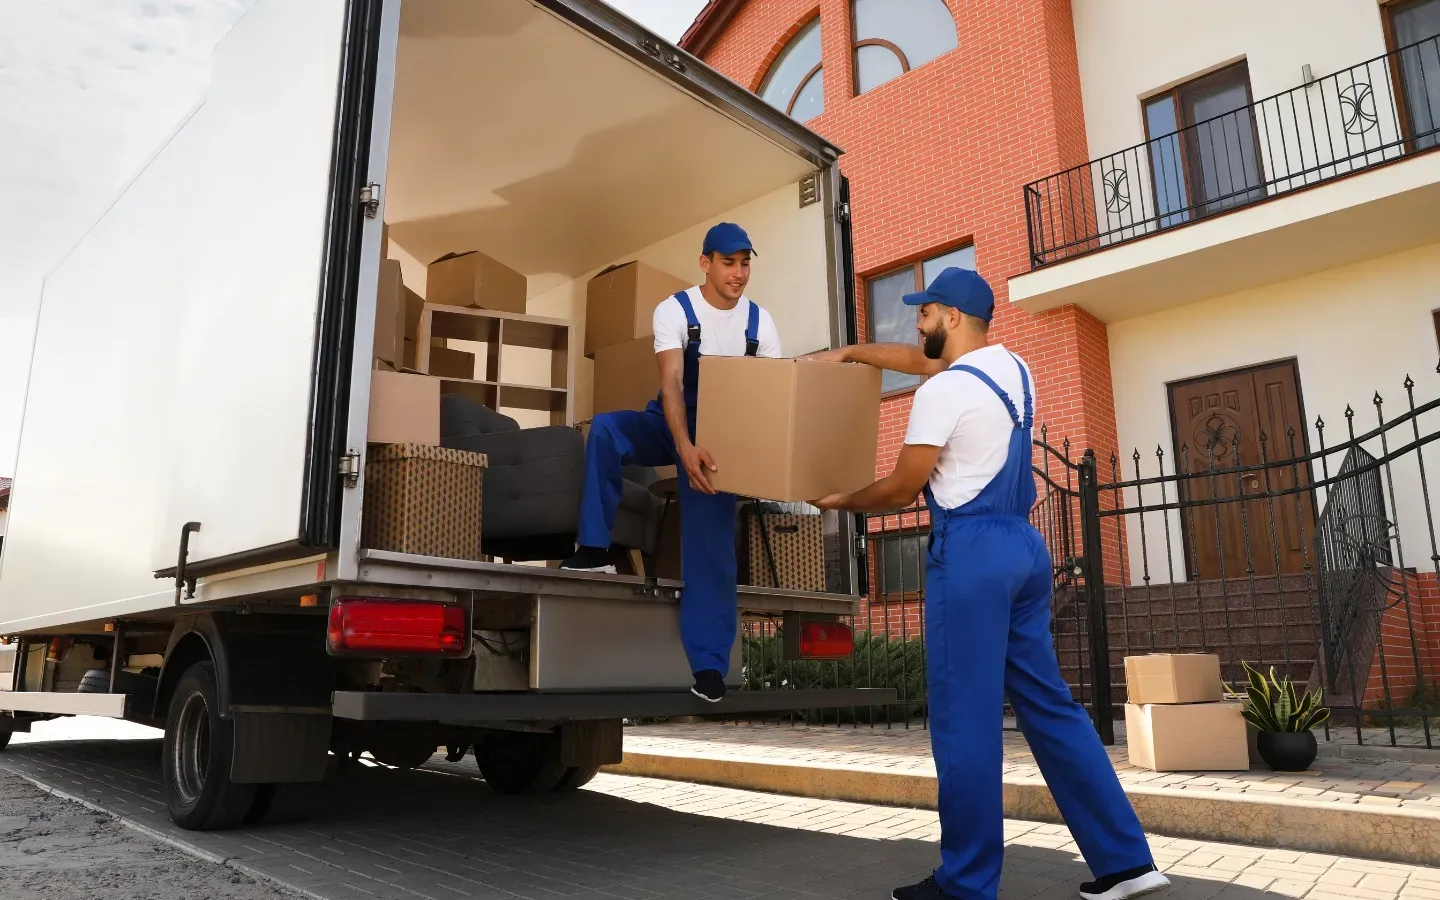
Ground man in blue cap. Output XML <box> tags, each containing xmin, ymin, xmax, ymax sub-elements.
<box><xmin>811</xmin><ymin>267</ymin><xmax>1166</xmax><ymax>900</ymax></box>
<box><xmin>563</xmin><ymin>223</ymin><xmax>781</xmax><ymax>703</ymax></box>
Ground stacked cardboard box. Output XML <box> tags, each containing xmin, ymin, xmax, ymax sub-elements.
<box><xmin>1124</xmin><ymin>653</ymin><xmax>1248</xmax><ymax>772</ymax></box>
<box><xmin>585</xmin><ymin>262</ymin><xmax>690</xmax><ymax>416</ymax></box>
<box><xmin>427</xmin><ymin>250</ymin><xmax>528</xmax><ymax>314</ymax></box>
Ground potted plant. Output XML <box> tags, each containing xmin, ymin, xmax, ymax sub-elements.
<box><xmin>1238</xmin><ymin>661</ymin><xmax>1329</xmax><ymax>771</ymax></box>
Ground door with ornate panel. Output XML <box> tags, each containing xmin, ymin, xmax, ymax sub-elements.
<box><xmin>1168</xmin><ymin>361</ymin><xmax>1316</xmax><ymax>580</ymax></box>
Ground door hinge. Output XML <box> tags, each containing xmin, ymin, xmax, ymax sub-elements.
<box><xmin>853</xmin><ymin>532</ymin><xmax>867</xmax><ymax>558</ymax></box>
<box><xmin>339</xmin><ymin>451</ymin><xmax>361</xmax><ymax>488</ymax></box>
<box><xmin>359</xmin><ymin>183</ymin><xmax>381</xmax><ymax>219</ymax></box>
<box><xmin>799</xmin><ymin>173</ymin><xmax>820</xmax><ymax>208</ymax></box>
<box><xmin>835</xmin><ymin>201</ymin><xmax>851</xmax><ymax>224</ymax></box>
<box><xmin>638</xmin><ymin>37</ymin><xmax>686</xmax><ymax>72</ymax></box>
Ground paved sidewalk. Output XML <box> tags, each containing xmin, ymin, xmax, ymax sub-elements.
<box><xmin>613</xmin><ymin>723</ymin><xmax>1440</xmax><ymax>865</ymax></box>
<box><xmin>4</xmin><ymin>729</ymin><xmax>1440</xmax><ymax>900</ymax></box>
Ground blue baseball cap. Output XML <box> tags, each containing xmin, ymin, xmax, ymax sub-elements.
<box><xmin>902</xmin><ymin>267</ymin><xmax>994</xmax><ymax>322</ymax></box>
<box><xmin>702</xmin><ymin>222</ymin><xmax>757</xmax><ymax>256</ymax></box>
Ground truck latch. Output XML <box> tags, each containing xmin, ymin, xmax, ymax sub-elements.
<box><xmin>359</xmin><ymin>183</ymin><xmax>381</xmax><ymax>219</ymax></box>
<box><xmin>339</xmin><ymin>451</ymin><xmax>361</xmax><ymax>488</ymax></box>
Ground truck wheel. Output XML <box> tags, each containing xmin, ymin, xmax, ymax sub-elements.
<box><xmin>163</xmin><ymin>662</ymin><xmax>257</xmax><ymax>830</ymax></box>
<box><xmin>476</xmin><ymin>731</ymin><xmax>564</xmax><ymax>794</ymax></box>
<box><xmin>370</xmin><ymin>741</ymin><xmax>438</xmax><ymax>770</ymax></box>
<box><xmin>244</xmin><ymin>783</ymin><xmax>319</xmax><ymax>826</ymax></box>
<box><xmin>0</xmin><ymin>731</ymin><xmax>11</xmax><ymax>751</ymax></box>
<box><xmin>551</xmin><ymin>765</ymin><xmax>599</xmax><ymax>793</ymax></box>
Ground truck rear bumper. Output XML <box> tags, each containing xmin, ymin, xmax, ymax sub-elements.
<box><xmin>331</xmin><ymin>688</ymin><xmax>898</xmax><ymax>722</ymax></box>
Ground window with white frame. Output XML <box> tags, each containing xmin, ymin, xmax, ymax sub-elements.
<box><xmin>760</xmin><ymin>19</ymin><xmax>825</xmax><ymax>122</ymax></box>
<box><xmin>852</xmin><ymin>0</ymin><xmax>958</xmax><ymax>95</ymax></box>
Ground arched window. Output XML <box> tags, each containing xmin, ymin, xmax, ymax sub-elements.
<box><xmin>760</xmin><ymin>19</ymin><xmax>824</xmax><ymax>122</ymax></box>
<box><xmin>852</xmin><ymin>0</ymin><xmax>958</xmax><ymax>95</ymax></box>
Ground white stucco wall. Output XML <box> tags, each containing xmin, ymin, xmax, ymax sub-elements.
<box><xmin>1107</xmin><ymin>241</ymin><xmax>1440</xmax><ymax>584</ymax></box>
<box><xmin>1073</xmin><ymin>1</ymin><xmax>1390</xmax><ymax>162</ymax></box>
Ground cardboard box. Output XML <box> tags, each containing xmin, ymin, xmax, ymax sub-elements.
<box><xmin>593</xmin><ymin>336</ymin><xmax>659</xmax><ymax>414</ymax></box>
<box><xmin>696</xmin><ymin>357</ymin><xmax>881</xmax><ymax>502</ymax></box>
<box><xmin>361</xmin><ymin>443</ymin><xmax>486</xmax><ymax>561</ymax></box>
<box><xmin>427</xmin><ymin>250</ymin><xmax>527</xmax><ymax>314</ymax></box>
<box><xmin>1124</xmin><ymin>653</ymin><xmax>1224</xmax><ymax>705</ymax></box>
<box><xmin>403</xmin><ymin>287</ymin><xmax>424</xmax><ymax>341</ymax></box>
<box><xmin>372</xmin><ymin>259</ymin><xmax>406</xmax><ymax>365</ymax></box>
<box><xmin>585</xmin><ymin>261</ymin><xmax>690</xmax><ymax>357</ymax></box>
<box><xmin>742</xmin><ymin>506</ymin><xmax>826</xmax><ymax>592</ymax></box>
<box><xmin>427</xmin><ymin>344</ymin><xmax>477</xmax><ymax>380</ymax></box>
<box><xmin>1125</xmin><ymin>702</ymin><xmax>1249</xmax><ymax>771</ymax></box>
<box><xmin>368</xmin><ymin>370</ymin><xmax>440</xmax><ymax>446</ymax></box>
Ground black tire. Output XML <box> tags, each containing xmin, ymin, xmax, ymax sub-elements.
<box><xmin>370</xmin><ymin>741</ymin><xmax>438</xmax><ymax>770</ymax></box>
<box><xmin>551</xmin><ymin>765</ymin><xmax>599</xmax><ymax>793</ymax></box>
<box><xmin>0</xmin><ymin>730</ymin><xmax>11</xmax><ymax>752</ymax></box>
<box><xmin>162</xmin><ymin>662</ymin><xmax>257</xmax><ymax>830</ymax></box>
<box><xmin>79</xmin><ymin>668</ymin><xmax>158</xmax><ymax>712</ymax></box>
<box><xmin>476</xmin><ymin>731</ymin><xmax>564</xmax><ymax>794</ymax></box>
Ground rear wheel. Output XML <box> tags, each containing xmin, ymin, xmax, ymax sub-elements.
<box><xmin>370</xmin><ymin>740</ymin><xmax>438</xmax><ymax>770</ymax></box>
<box><xmin>162</xmin><ymin>662</ymin><xmax>256</xmax><ymax>830</ymax></box>
<box><xmin>551</xmin><ymin>765</ymin><xmax>599</xmax><ymax>793</ymax></box>
<box><xmin>476</xmin><ymin>731</ymin><xmax>564</xmax><ymax>794</ymax></box>
<box><xmin>0</xmin><ymin>730</ymin><xmax>11</xmax><ymax>751</ymax></box>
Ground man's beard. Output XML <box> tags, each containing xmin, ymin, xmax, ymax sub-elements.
<box><xmin>922</xmin><ymin>323</ymin><xmax>948</xmax><ymax>360</ymax></box>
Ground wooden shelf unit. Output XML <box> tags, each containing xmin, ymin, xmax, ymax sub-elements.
<box><xmin>417</xmin><ymin>304</ymin><xmax>574</xmax><ymax>426</ymax></box>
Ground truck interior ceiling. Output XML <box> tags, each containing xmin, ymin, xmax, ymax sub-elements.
<box><xmin>381</xmin><ymin>0</ymin><xmax>832</xmax><ymax>426</ymax></box>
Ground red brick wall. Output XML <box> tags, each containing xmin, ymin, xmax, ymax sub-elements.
<box><xmin>696</xmin><ymin>0</ymin><xmax>1119</xmax><ymax>484</ymax></box>
<box><xmin>1360</xmin><ymin>569</ymin><xmax>1438</xmax><ymax>706</ymax></box>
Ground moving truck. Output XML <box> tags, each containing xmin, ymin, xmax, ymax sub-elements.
<box><xmin>0</xmin><ymin>0</ymin><xmax>889</xmax><ymax>829</ymax></box>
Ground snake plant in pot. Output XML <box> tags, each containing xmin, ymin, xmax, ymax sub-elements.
<box><xmin>1239</xmin><ymin>661</ymin><xmax>1329</xmax><ymax>771</ymax></box>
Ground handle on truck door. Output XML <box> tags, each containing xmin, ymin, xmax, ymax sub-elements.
<box><xmin>173</xmin><ymin>522</ymin><xmax>202</xmax><ymax>606</ymax></box>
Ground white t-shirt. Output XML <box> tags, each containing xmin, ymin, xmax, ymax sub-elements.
<box><xmin>653</xmin><ymin>287</ymin><xmax>782</xmax><ymax>358</ymax></box>
<box><xmin>903</xmin><ymin>344</ymin><xmax>1036</xmax><ymax>510</ymax></box>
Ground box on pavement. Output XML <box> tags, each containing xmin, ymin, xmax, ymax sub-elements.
<box><xmin>427</xmin><ymin>250</ymin><xmax>527</xmax><ymax>314</ymax></box>
<box><xmin>593</xmin><ymin>336</ymin><xmax>659</xmax><ymax>415</ymax></box>
<box><xmin>361</xmin><ymin>444</ymin><xmax>486</xmax><ymax>561</ymax></box>
<box><xmin>1125</xmin><ymin>702</ymin><xmax>1249</xmax><ymax>771</ymax></box>
<box><xmin>1124</xmin><ymin>653</ymin><xmax>1224</xmax><ymax>705</ymax></box>
<box><xmin>741</xmin><ymin>505</ymin><xmax>826</xmax><ymax>592</ymax></box>
<box><xmin>368</xmin><ymin>370</ymin><xmax>440</xmax><ymax>446</ymax></box>
<box><xmin>427</xmin><ymin>344</ymin><xmax>477</xmax><ymax>380</ymax></box>
<box><xmin>372</xmin><ymin>259</ymin><xmax>406</xmax><ymax>366</ymax></box>
<box><xmin>584</xmin><ymin>261</ymin><xmax>689</xmax><ymax>357</ymax></box>
<box><xmin>696</xmin><ymin>357</ymin><xmax>881</xmax><ymax>503</ymax></box>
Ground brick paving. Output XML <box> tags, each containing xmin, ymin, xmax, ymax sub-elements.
<box><xmin>623</xmin><ymin>722</ymin><xmax>1440</xmax><ymax>813</ymax></box>
<box><xmin>0</xmin><ymin>731</ymin><xmax>1437</xmax><ymax>900</ymax></box>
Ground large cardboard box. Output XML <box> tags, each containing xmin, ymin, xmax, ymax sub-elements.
<box><xmin>1125</xmin><ymin>702</ymin><xmax>1249</xmax><ymax>771</ymax></box>
<box><xmin>427</xmin><ymin>250</ymin><xmax>527</xmax><ymax>314</ymax></box>
<box><xmin>372</xmin><ymin>259</ymin><xmax>406</xmax><ymax>366</ymax></box>
<box><xmin>368</xmin><ymin>370</ymin><xmax>440</xmax><ymax>446</ymax></box>
<box><xmin>1124</xmin><ymin>653</ymin><xmax>1224</xmax><ymax>705</ymax></box>
<box><xmin>361</xmin><ymin>444</ymin><xmax>486</xmax><ymax>561</ymax></box>
<box><xmin>696</xmin><ymin>357</ymin><xmax>881</xmax><ymax>502</ymax></box>
<box><xmin>585</xmin><ymin>261</ymin><xmax>690</xmax><ymax>357</ymax></box>
<box><xmin>428</xmin><ymin>344</ymin><xmax>477</xmax><ymax>380</ymax></box>
<box><xmin>593</xmin><ymin>336</ymin><xmax>659</xmax><ymax>414</ymax></box>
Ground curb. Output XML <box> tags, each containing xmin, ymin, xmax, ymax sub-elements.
<box><xmin>607</xmin><ymin>751</ymin><xmax>1440</xmax><ymax>867</ymax></box>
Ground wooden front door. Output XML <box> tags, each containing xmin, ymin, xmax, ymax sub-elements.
<box><xmin>1169</xmin><ymin>361</ymin><xmax>1316</xmax><ymax>580</ymax></box>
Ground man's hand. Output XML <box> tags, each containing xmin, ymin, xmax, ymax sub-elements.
<box><xmin>812</xmin><ymin>492</ymin><xmax>849</xmax><ymax>510</ymax></box>
<box><xmin>679</xmin><ymin>442</ymin><xmax>719</xmax><ymax>495</ymax></box>
<box><xmin>802</xmin><ymin>347</ymin><xmax>850</xmax><ymax>364</ymax></box>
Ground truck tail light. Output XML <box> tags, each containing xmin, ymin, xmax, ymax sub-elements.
<box><xmin>797</xmin><ymin>621</ymin><xmax>853</xmax><ymax>660</ymax></box>
<box><xmin>327</xmin><ymin>598</ymin><xmax>466</xmax><ymax>656</ymax></box>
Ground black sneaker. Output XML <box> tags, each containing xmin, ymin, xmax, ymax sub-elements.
<box><xmin>1079</xmin><ymin>864</ymin><xmax>1170</xmax><ymax>900</ymax></box>
<box><xmin>560</xmin><ymin>547</ymin><xmax>617</xmax><ymax>574</ymax></box>
<box><xmin>893</xmin><ymin>874</ymin><xmax>957</xmax><ymax>900</ymax></box>
<box><xmin>691</xmin><ymin>670</ymin><xmax>726</xmax><ymax>703</ymax></box>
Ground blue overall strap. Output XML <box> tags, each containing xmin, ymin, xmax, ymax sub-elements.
<box><xmin>948</xmin><ymin>364</ymin><xmax>1021</xmax><ymax>429</ymax></box>
<box><xmin>673</xmin><ymin>291</ymin><xmax>701</xmax><ymax>350</ymax></box>
<box><xmin>744</xmin><ymin>300</ymin><xmax>761</xmax><ymax>357</ymax></box>
<box><xmin>1011</xmin><ymin>353</ymin><xmax>1033</xmax><ymax>430</ymax></box>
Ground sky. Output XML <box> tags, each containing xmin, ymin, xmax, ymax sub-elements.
<box><xmin>0</xmin><ymin>0</ymin><xmax>707</xmax><ymax>477</ymax></box>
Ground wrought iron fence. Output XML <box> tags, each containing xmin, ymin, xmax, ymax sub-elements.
<box><xmin>738</xmin><ymin>369</ymin><xmax>1440</xmax><ymax>749</ymax></box>
<box><xmin>1025</xmin><ymin>34</ymin><xmax>1440</xmax><ymax>267</ymax></box>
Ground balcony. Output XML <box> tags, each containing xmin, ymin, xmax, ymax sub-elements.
<box><xmin>1011</xmin><ymin>35</ymin><xmax>1440</xmax><ymax>323</ymax></box>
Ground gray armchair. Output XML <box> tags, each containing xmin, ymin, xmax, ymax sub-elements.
<box><xmin>437</xmin><ymin>395</ymin><xmax>663</xmax><ymax>562</ymax></box>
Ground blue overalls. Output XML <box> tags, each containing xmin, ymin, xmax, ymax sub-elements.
<box><xmin>577</xmin><ymin>291</ymin><xmax>761</xmax><ymax>676</ymax></box>
<box><xmin>924</xmin><ymin>355</ymin><xmax>1151</xmax><ymax>900</ymax></box>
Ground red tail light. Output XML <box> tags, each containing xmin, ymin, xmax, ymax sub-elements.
<box><xmin>797</xmin><ymin>621</ymin><xmax>854</xmax><ymax>660</ymax></box>
<box><xmin>327</xmin><ymin>598</ymin><xmax>466</xmax><ymax>656</ymax></box>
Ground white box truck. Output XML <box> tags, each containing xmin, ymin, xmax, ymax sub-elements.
<box><xmin>0</xmin><ymin>0</ymin><xmax>889</xmax><ymax>830</ymax></box>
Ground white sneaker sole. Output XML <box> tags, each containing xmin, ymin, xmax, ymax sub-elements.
<box><xmin>690</xmin><ymin>686</ymin><xmax>724</xmax><ymax>703</ymax></box>
<box><xmin>1080</xmin><ymin>871</ymin><xmax>1170</xmax><ymax>900</ymax></box>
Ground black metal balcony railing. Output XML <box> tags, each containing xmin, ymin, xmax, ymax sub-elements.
<box><xmin>1025</xmin><ymin>35</ymin><xmax>1440</xmax><ymax>268</ymax></box>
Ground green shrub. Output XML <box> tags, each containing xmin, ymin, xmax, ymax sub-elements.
<box><xmin>736</xmin><ymin>631</ymin><xmax>928</xmax><ymax>725</ymax></box>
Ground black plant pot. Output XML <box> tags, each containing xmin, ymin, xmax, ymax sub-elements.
<box><xmin>1257</xmin><ymin>731</ymin><xmax>1317</xmax><ymax>771</ymax></box>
